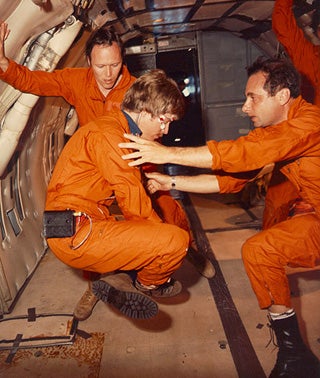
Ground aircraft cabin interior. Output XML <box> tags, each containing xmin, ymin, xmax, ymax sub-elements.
<box><xmin>0</xmin><ymin>0</ymin><xmax>319</xmax><ymax>377</ymax></box>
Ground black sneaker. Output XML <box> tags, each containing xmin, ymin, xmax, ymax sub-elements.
<box><xmin>92</xmin><ymin>273</ymin><xmax>158</xmax><ymax>319</ymax></box>
<box><xmin>135</xmin><ymin>278</ymin><xmax>182</xmax><ymax>298</ymax></box>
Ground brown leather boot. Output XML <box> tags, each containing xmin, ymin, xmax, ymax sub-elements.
<box><xmin>186</xmin><ymin>245</ymin><xmax>216</xmax><ymax>279</ymax></box>
<box><xmin>74</xmin><ymin>282</ymin><xmax>99</xmax><ymax>321</ymax></box>
<box><xmin>92</xmin><ymin>273</ymin><xmax>158</xmax><ymax>319</ymax></box>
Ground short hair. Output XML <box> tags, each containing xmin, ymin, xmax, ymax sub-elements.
<box><xmin>85</xmin><ymin>27</ymin><xmax>124</xmax><ymax>60</ymax></box>
<box><xmin>246</xmin><ymin>57</ymin><xmax>301</xmax><ymax>98</ymax></box>
<box><xmin>121</xmin><ymin>69</ymin><xmax>185</xmax><ymax>119</ymax></box>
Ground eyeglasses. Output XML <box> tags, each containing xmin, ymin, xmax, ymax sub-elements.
<box><xmin>158</xmin><ymin>114</ymin><xmax>176</xmax><ymax>130</ymax></box>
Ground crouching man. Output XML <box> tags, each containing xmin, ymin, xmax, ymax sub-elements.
<box><xmin>119</xmin><ymin>58</ymin><xmax>320</xmax><ymax>377</ymax></box>
<box><xmin>44</xmin><ymin>70</ymin><xmax>189</xmax><ymax>321</ymax></box>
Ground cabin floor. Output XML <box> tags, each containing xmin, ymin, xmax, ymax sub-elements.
<box><xmin>0</xmin><ymin>192</ymin><xmax>319</xmax><ymax>377</ymax></box>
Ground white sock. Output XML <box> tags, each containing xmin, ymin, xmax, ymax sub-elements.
<box><xmin>269</xmin><ymin>308</ymin><xmax>295</xmax><ymax>321</ymax></box>
<box><xmin>136</xmin><ymin>280</ymin><xmax>157</xmax><ymax>290</ymax></box>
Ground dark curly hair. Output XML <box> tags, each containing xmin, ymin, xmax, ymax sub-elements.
<box><xmin>246</xmin><ymin>57</ymin><xmax>301</xmax><ymax>98</ymax></box>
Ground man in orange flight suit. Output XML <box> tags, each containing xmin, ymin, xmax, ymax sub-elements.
<box><xmin>272</xmin><ymin>0</ymin><xmax>320</xmax><ymax>106</ymax></box>
<box><xmin>0</xmin><ymin>21</ymin><xmax>214</xmax><ymax>282</ymax></box>
<box><xmin>264</xmin><ymin>0</ymin><xmax>320</xmax><ymax>233</ymax></box>
<box><xmin>45</xmin><ymin>69</ymin><xmax>190</xmax><ymax>321</ymax></box>
<box><xmin>0</xmin><ymin>22</ymin><xmax>136</xmax><ymax>126</ymax></box>
<box><xmin>120</xmin><ymin>58</ymin><xmax>320</xmax><ymax>378</ymax></box>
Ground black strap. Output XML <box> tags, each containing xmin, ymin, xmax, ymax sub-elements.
<box><xmin>5</xmin><ymin>333</ymin><xmax>23</xmax><ymax>363</ymax></box>
<box><xmin>27</xmin><ymin>307</ymin><xmax>36</xmax><ymax>322</ymax></box>
<box><xmin>76</xmin><ymin>328</ymin><xmax>92</xmax><ymax>339</ymax></box>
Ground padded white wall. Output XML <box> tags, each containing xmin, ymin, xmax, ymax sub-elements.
<box><xmin>0</xmin><ymin>0</ymin><xmax>75</xmax><ymax>314</ymax></box>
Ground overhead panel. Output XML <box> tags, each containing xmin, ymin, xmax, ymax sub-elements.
<box><xmin>125</xmin><ymin>8</ymin><xmax>192</xmax><ymax>30</ymax></box>
<box><xmin>193</xmin><ymin>2</ymin><xmax>238</xmax><ymax>21</ymax></box>
<box><xmin>235</xmin><ymin>1</ymin><xmax>275</xmax><ymax>21</ymax></box>
<box><xmin>153</xmin><ymin>0</ymin><xmax>196</xmax><ymax>7</ymax></box>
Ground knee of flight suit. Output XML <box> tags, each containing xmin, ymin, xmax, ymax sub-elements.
<box><xmin>136</xmin><ymin>227</ymin><xmax>189</xmax><ymax>286</ymax></box>
<box><xmin>167</xmin><ymin>227</ymin><xmax>189</xmax><ymax>258</ymax></box>
<box><xmin>241</xmin><ymin>232</ymin><xmax>277</xmax><ymax>271</ymax></box>
<box><xmin>241</xmin><ymin>235</ymin><xmax>258</xmax><ymax>265</ymax></box>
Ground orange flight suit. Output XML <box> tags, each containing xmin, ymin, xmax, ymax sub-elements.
<box><xmin>272</xmin><ymin>0</ymin><xmax>320</xmax><ymax>106</ymax></box>
<box><xmin>0</xmin><ymin>58</ymin><xmax>193</xmax><ymax>277</ymax></box>
<box><xmin>207</xmin><ymin>96</ymin><xmax>320</xmax><ymax>309</ymax></box>
<box><xmin>0</xmin><ymin>59</ymin><xmax>191</xmax><ymax>231</ymax></box>
<box><xmin>0</xmin><ymin>59</ymin><xmax>136</xmax><ymax>126</ymax></box>
<box><xmin>45</xmin><ymin>110</ymin><xmax>189</xmax><ymax>286</ymax></box>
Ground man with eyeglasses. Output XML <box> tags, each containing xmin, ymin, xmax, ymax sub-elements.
<box><xmin>45</xmin><ymin>70</ymin><xmax>192</xmax><ymax>321</ymax></box>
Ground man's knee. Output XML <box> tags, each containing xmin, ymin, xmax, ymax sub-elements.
<box><xmin>174</xmin><ymin>228</ymin><xmax>189</xmax><ymax>258</ymax></box>
<box><xmin>241</xmin><ymin>235</ymin><xmax>259</xmax><ymax>265</ymax></box>
<box><xmin>163</xmin><ymin>226</ymin><xmax>189</xmax><ymax>258</ymax></box>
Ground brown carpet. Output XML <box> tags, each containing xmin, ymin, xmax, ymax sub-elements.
<box><xmin>0</xmin><ymin>332</ymin><xmax>105</xmax><ymax>378</ymax></box>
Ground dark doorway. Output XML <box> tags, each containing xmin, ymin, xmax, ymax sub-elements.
<box><xmin>125</xmin><ymin>46</ymin><xmax>205</xmax><ymax>148</ymax></box>
<box><xmin>156</xmin><ymin>48</ymin><xmax>205</xmax><ymax>148</ymax></box>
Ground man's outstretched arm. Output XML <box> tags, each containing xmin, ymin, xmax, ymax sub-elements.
<box><xmin>119</xmin><ymin>133</ymin><xmax>213</xmax><ymax>169</ymax></box>
<box><xmin>145</xmin><ymin>172</ymin><xmax>220</xmax><ymax>194</ymax></box>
